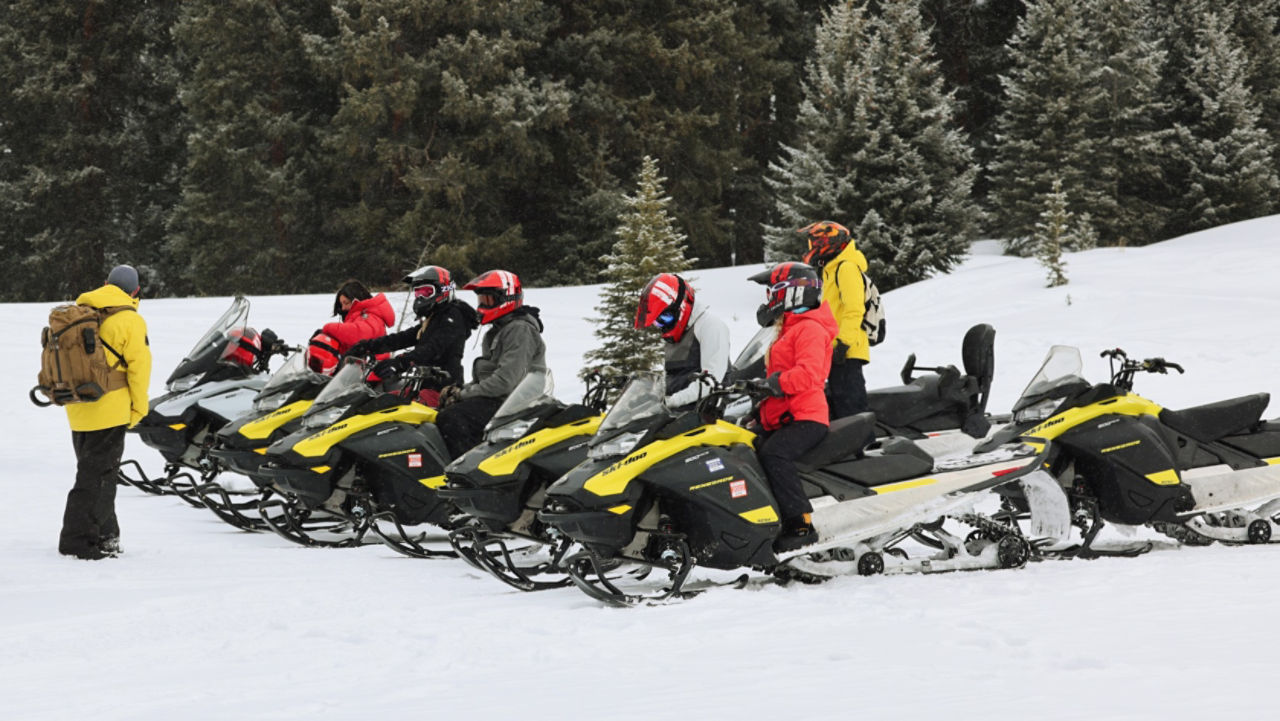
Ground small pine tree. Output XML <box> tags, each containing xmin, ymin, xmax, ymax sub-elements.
<box><xmin>583</xmin><ymin>157</ymin><xmax>695</xmax><ymax>381</ymax></box>
<box><xmin>1032</xmin><ymin>178</ymin><xmax>1083</xmax><ymax>288</ymax></box>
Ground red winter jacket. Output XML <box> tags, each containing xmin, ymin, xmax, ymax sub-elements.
<box><xmin>322</xmin><ymin>293</ymin><xmax>395</xmax><ymax>352</ymax></box>
<box><xmin>759</xmin><ymin>301</ymin><xmax>838</xmax><ymax>431</ymax></box>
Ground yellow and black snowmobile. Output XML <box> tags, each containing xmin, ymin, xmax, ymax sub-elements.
<box><xmin>537</xmin><ymin>371</ymin><xmax>1056</xmax><ymax>606</ymax></box>
<box><xmin>197</xmin><ymin>349</ymin><xmax>331</xmax><ymax>531</ymax></box>
<box><xmin>437</xmin><ymin>368</ymin><xmax>622</xmax><ymax>586</ymax></box>
<box><xmin>981</xmin><ymin>346</ymin><xmax>1280</xmax><ymax>558</ymax></box>
<box><xmin>119</xmin><ymin>296</ymin><xmax>290</xmax><ymax>504</ymax></box>
<box><xmin>255</xmin><ymin>358</ymin><xmax>456</xmax><ymax>550</ymax></box>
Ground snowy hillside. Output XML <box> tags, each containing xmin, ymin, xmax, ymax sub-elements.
<box><xmin>5</xmin><ymin>216</ymin><xmax>1280</xmax><ymax>720</ymax></box>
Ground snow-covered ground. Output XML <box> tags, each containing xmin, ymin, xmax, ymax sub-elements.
<box><xmin>5</xmin><ymin>216</ymin><xmax>1280</xmax><ymax>719</ymax></box>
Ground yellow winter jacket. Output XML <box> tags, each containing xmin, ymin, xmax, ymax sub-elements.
<box><xmin>65</xmin><ymin>285</ymin><xmax>152</xmax><ymax>431</ymax></box>
<box><xmin>821</xmin><ymin>243</ymin><xmax>870</xmax><ymax>363</ymax></box>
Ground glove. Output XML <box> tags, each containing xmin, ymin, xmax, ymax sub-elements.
<box><xmin>370</xmin><ymin>356</ymin><xmax>408</xmax><ymax>379</ymax></box>
<box><xmin>346</xmin><ymin>339</ymin><xmax>375</xmax><ymax>359</ymax></box>
<box><xmin>832</xmin><ymin>340</ymin><xmax>850</xmax><ymax>365</ymax></box>
<box><xmin>439</xmin><ymin>385</ymin><xmax>464</xmax><ymax>408</ymax></box>
<box><xmin>764</xmin><ymin>373</ymin><xmax>785</xmax><ymax>397</ymax></box>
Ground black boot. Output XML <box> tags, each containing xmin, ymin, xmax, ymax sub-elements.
<box><xmin>773</xmin><ymin>513</ymin><xmax>816</xmax><ymax>553</ymax></box>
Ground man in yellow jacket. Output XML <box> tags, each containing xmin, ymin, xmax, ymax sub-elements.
<box><xmin>60</xmin><ymin>265</ymin><xmax>152</xmax><ymax>560</ymax></box>
<box><xmin>800</xmin><ymin>221</ymin><xmax>869</xmax><ymax>419</ymax></box>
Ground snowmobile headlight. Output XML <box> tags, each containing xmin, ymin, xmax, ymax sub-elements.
<box><xmin>486</xmin><ymin>418</ymin><xmax>537</xmax><ymax>442</ymax></box>
<box><xmin>588</xmin><ymin>430</ymin><xmax>646</xmax><ymax>460</ymax></box>
<box><xmin>1014</xmin><ymin>399</ymin><xmax>1059</xmax><ymax>424</ymax></box>
<box><xmin>302</xmin><ymin>405</ymin><xmax>348</xmax><ymax>430</ymax></box>
<box><xmin>168</xmin><ymin>373</ymin><xmax>204</xmax><ymax>392</ymax></box>
<box><xmin>252</xmin><ymin>393</ymin><xmax>289</xmax><ymax>413</ymax></box>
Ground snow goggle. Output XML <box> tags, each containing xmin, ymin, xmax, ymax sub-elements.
<box><xmin>413</xmin><ymin>282</ymin><xmax>454</xmax><ymax>299</ymax></box>
<box><xmin>769</xmin><ymin>278</ymin><xmax>821</xmax><ymax>293</ymax></box>
<box><xmin>655</xmin><ymin>309</ymin><xmax>679</xmax><ymax>331</ymax></box>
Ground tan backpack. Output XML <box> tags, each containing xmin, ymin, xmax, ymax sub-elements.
<box><xmin>30</xmin><ymin>304</ymin><xmax>132</xmax><ymax>407</ymax></box>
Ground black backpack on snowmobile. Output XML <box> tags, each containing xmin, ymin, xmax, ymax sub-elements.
<box><xmin>437</xmin><ymin>367</ymin><xmax>624</xmax><ymax>585</ymax></box>
<box><xmin>537</xmin><ymin>371</ymin><xmax>1052</xmax><ymax>606</ymax></box>
<box><xmin>254</xmin><ymin>358</ymin><xmax>458</xmax><ymax>550</ymax></box>
<box><xmin>981</xmin><ymin>346</ymin><xmax>1280</xmax><ymax>558</ymax></box>
<box><xmin>726</xmin><ymin>323</ymin><xmax>998</xmax><ymax>443</ymax></box>
<box><xmin>119</xmin><ymin>296</ymin><xmax>289</xmax><ymax>503</ymax></box>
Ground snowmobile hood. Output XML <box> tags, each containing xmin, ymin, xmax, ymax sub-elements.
<box><xmin>76</xmin><ymin>284</ymin><xmax>140</xmax><ymax>311</ymax></box>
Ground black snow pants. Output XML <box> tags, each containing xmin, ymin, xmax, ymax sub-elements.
<box><xmin>436</xmin><ymin>396</ymin><xmax>504</xmax><ymax>459</ymax></box>
<box><xmin>828</xmin><ymin>358</ymin><xmax>868</xmax><ymax>420</ymax></box>
<box><xmin>60</xmin><ymin>425</ymin><xmax>125</xmax><ymax>557</ymax></box>
<box><xmin>758</xmin><ymin>420</ymin><xmax>828</xmax><ymax>523</ymax></box>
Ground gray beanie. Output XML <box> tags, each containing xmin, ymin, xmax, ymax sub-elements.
<box><xmin>106</xmin><ymin>264</ymin><xmax>140</xmax><ymax>295</ymax></box>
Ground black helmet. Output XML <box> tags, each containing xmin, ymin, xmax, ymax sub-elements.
<box><xmin>106</xmin><ymin>264</ymin><xmax>140</xmax><ymax>296</ymax></box>
<box><xmin>748</xmin><ymin>262</ymin><xmax>823</xmax><ymax>326</ymax></box>
<box><xmin>403</xmin><ymin>265</ymin><xmax>456</xmax><ymax>318</ymax></box>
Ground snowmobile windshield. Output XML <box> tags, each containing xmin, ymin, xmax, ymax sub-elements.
<box><xmin>252</xmin><ymin>352</ymin><xmax>326</xmax><ymax>412</ymax></box>
<box><xmin>731</xmin><ymin>325</ymin><xmax>777</xmax><ymax>374</ymax></box>
<box><xmin>596</xmin><ymin>371</ymin><xmax>666</xmax><ymax>437</ymax></box>
<box><xmin>487</xmin><ymin>369</ymin><xmax>556</xmax><ymax>431</ymax></box>
<box><xmin>1012</xmin><ymin>345</ymin><xmax>1088</xmax><ymax>413</ymax></box>
<box><xmin>166</xmin><ymin>296</ymin><xmax>251</xmax><ymax>388</ymax></box>
<box><xmin>301</xmin><ymin>360</ymin><xmax>378</xmax><ymax>429</ymax></box>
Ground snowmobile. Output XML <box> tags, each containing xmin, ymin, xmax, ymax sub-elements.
<box><xmin>119</xmin><ymin>296</ymin><xmax>288</xmax><ymax>503</ymax></box>
<box><xmin>196</xmin><ymin>349</ymin><xmax>331</xmax><ymax>531</ymax></box>
<box><xmin>536</xmin><ymin>371</ymin><xmax>1059</xmax><ymax>606</ymax></box>
<box><xmin>438</xmin><ymin>367</ymin><xmax>623</xmax><ymax>587</ymax></box>
<box><xmin>979</xmin><ymin>346</ymin><xmax>1280</xmax><ymax>558</ymax></box>
<box><xmin>254</xmin><ymin>358</ymin><xmax>457</xmax><ymax>550</ymax></box>
<box><xmin>728</xmin><ymin>322</ymin><xmax>1000</xmax><ymax>452</ymax></box>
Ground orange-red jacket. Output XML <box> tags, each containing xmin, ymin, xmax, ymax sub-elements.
<box><xmin>321</xmin><ymin>293</ymin><xmax>394</xmax><ymax>352</ymax></box>
<box><xmin>759</xmin><ymin>301</ymin><xmax>838</xmax><ymax>430</ymax></box>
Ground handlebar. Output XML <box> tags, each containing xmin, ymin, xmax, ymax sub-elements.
<box><xmin>1103</xmin><ymin>347</ymin><xmax>1185</xmax><ymax>390</ymax></box>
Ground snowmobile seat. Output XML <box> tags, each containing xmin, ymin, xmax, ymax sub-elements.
<box><xmin>961</xmin><ymin>323</ymin><xmax>996</xmax><ymax>414</ymax></box>
<box><xmin>1159</xmin><ymin>393</ymin><xmax>1270</xmax><ymax>443</ymax></box>
<box><xmin>796</xmin><ymin>412</ymin><xmax>877</xmax><ymax>469</ymax></box>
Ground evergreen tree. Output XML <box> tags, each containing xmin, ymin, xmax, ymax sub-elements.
<box><xmin>1084</xmin><ymin>0</ymin><xmax>1173</xmax><ymax>247</ymax></box>
<box><xmin>988</xmin><ymin>0</ymin><xmax>1110</xmax><ymax>255</ymax></box>
<box><xmin>1032</xmin><ymin>177</ymin><xmax>1095</xmax><ymax>288</ymax></box>
<box><xmin>764</xmin><ymin>0</ymin><xmax>980</xmax><ymax>290</ymax></box>
<box><xmin>0</xmin><ymin>1</ymin><xmax>184</xmax><ymax>301</ymax></box>
<box><xmin>533</xmin><ymin>0</ymin><xmax>791</xmax><ymax>279</ymax></box>
<box><xmin>314</xmin><ymin>0</ymin><xmax>570</xmax><ymax>287</ymax></box>
<box><xmin>921</xmin><ymin>0</ymin><xmax>1027</xmax><ymax>203</ymax></box>
<box><xmin>1170</xmin><ymin>9</ymin><xmax>1280</xmax><ymax>234</ymax></box>
<box><xmin>1231</xmin><ymin>0</ymin><xmax>1280</xmax><ymax>151</ymax></box>
<box><xmin>583</xmin><ymin>157</ymin><xmax>694</xmax><ymax>379</ymax></box>
<box><xmin>169</xmin><ymin>0</ymin><xmax>337</xmax><ymax>296</ymax></box>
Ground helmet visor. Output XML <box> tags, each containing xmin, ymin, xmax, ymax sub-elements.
<box><xmin>654</xmin><ymin>309</ymin><xmax>678</xmax><ymax>332</ymax></box>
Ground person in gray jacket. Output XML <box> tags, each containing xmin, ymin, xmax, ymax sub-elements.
<box><xmin>435</xmin><ymin>269</ymin><xmax>546</xmax><ymax>458</ymax></box>
<box><xmin>634</xmin><ymin>273</ymin><xmax>730</xmax><ymax>409</ymax></box>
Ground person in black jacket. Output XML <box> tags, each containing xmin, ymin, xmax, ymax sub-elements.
<box><xmin>346</xmin><ymin>266</ymin><xmax>478</xmax><ymax>403</ymax></box>
<box><xmin>434</xmin><ymin>269</ymin><xmax>547</xmax><ymax>458</ymax></box>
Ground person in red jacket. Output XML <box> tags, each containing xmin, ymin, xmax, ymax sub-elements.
<box><xmin>747</xmin><ymin>262</ymin><xmax>838</xmax><ymax>553</ymax></box>
<box><xmin>319</xmin><ymin>280</ymin><xmax>395</xmax><ymax>354</ymax></box>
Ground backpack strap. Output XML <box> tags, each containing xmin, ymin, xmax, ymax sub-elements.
<box><xmin>96</xmin><ymin>305</ymin><xmax>134</xmax><ymax>371</ymax></box>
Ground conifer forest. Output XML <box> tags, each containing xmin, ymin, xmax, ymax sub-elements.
<box><xmin>3</xmin><ymin>0</ymin><xmax>1278</xmax><ymax>302</ymax></box>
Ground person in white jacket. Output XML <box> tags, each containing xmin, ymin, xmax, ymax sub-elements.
<box><xmin>634</xmin><ymin>273</ymin><xmax>730</xmax><ymax>409</ymax></box>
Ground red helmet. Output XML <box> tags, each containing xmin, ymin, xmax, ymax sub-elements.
<box><xmin>403</xmin><ymin>265</ymin><xmax>456</xmax><ymax>318</ymax></box>
<box><xmin>635</xmin><ymin>273</ymin><xmax>695</xmax><ymax>343</ymax></box>
<box><xmin>748</xmin><ymin>262</ymin><xmax>823</xmax><ymax>326</ymax></box>
<box><xmin>306</xmin><ymin>332</ymin><xmax>341</xmax><ymax>375</ymax></box>
<box><xmin>799</xmin><ymin>220</ymin><xmax>852</xmax><ymax>266</ymax></box>
<box><xmin>463</xmin><ymin>270</ymin><xmax>523</xmax><ymax>325</ymax></box>
<box><xmin>221</xmin><ymin>327</ymin><xmax>262</xmax><ymax>368</ymax></box>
